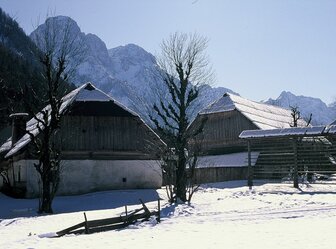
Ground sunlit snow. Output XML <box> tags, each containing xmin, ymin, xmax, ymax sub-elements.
<box><xmin>1</xmin><ymin>180</ymin><xmax>336</xmax><ymax>249</ymax></box>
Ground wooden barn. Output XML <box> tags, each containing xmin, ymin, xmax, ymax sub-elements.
<box><xmin>188</xmin><ymin>92</ymin><xmax>306</xmax><ymax>183</ymax></box>
<box><xmin>190</xmin><ymin>92</ymin><xmax>306</xmax><ymax>155</ymax></box>
<box><xmin>0</xmin><ymin>83</ymin><xmax>165</xmax><ymax>198</ymax></box>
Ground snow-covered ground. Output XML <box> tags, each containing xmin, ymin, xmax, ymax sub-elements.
<box><xmin>1</xmin><ymin>180</ymin><xmax>336</xmax><ymax>249</ymax></box>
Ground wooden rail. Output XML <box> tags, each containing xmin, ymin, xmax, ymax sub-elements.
<box><xmin>56</xmin><ymin>199</ymin><xmax>161</xmax><ymax>237</ymax></box>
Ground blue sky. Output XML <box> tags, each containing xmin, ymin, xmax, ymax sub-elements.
<box><xmin>1</xmin><ymin>0</ymin><xmax>335</xmax><ymax>104</ymax></box>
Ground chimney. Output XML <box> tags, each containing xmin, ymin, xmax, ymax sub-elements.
<box><xmin>9</xmin><ymin>113</ymin><xmax>29</xmax><ymax>145</ymax></box>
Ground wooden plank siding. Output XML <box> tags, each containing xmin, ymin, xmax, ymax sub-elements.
<box><xmin>162</xmin><ymin>166</ymin><xmax>248</xmax><ymax>185</ymax></box>
<box><xmin>60</xmin><ymin>116</ymin><xmax>141</xmax><ymax>151</ymax></box>
<box><xmin>193</xmin><ymin>167</ymin><xmax>248</xmax><ymax>184</ymax></box>
<box><xmin>57</xmin><ymin>115</ymin><xmax>161</xmax><ymax>160</ymax></box>
<box><xmin>190</xmin><ymin>110</ymin><xmax>258</xmax><ymax>155</ymax></box>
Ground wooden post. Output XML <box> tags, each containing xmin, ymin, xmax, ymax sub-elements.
<box><xmin>247</xmin><ymin>140</ymin><xmax>253</xmax><ymax>189</ymax></box>
<box><xmin>157</xmin><ymin>199</ymin><xmax>161</xmax><ymax>223</ymax></box>
<box><xmin>292</xmin><ymin>139</ymin><xmax>299</xmax><ymax>188</ymax></box>
<box><xmin>139</xmin><ymin>199</ymin><xmax>150</xmax><ymax>214</ymax></box>
<box><xmin>84</xmin><ymin>212</ymin><xmax>89</xmax><ymax>234</ymax></box>
<box><xmin>125</xmin><ymin>205</ymin><xmax>128</xmax><ymax>217</ymax></box>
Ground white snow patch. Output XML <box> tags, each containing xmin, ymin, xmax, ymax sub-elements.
<box><xmin>240</xmin><ymin>126</ymin><xmax>326</xmax><ymax>139</ymax></box>
<box><xmin>1</xmin><ymin>181</ymin><xmax>336</xmax><ymax>248</ymax></box>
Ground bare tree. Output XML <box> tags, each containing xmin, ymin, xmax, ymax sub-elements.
<box><xmin>290</xmin><ymin>105</ymin><xmax>312</xmax><ymax>127</ymax></box>
<box><xmin>26</xmin><ymin>16</ymin><xmax>84</xmax><ymax>213</ymax></box>
<box><xmin>151</xmin><ymin>32</ymin><xmax>213</xmax><ymax>203</ymax></box>
<box><xmin>290</xmin><ymin>106</ymin><xmax>301</xmax><ymax>127</ymax></box>
<box><xmin>185</xmin><ymin>133</ymin><xmax>205</xmax><ymax>203</ymax></box>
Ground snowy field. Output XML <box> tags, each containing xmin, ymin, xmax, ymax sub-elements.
<box><xmin>1</xmin><ymin>180</ymin><xmax>336</xmax><ymax>249</ymax></box>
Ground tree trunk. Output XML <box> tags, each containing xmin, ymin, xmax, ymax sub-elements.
<box><xmin>39</xmin><ymin>163</ymin><xmax>53</xmax><ymax>213</ymax></box>
<box><xmin>40</xmin><ymin>177</ymin><xmax>53</xmax><ymax>213</ymax></box>
<box><xmin>176</xmin><ymin>155</ymin><xmax>187</xmax><ymax>202</ymax></box>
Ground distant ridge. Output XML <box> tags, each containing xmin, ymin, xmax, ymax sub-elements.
<box><xmin>265</xmin><ymin>91</ymin><xmax>336</xmax><ymax>125</ymax></box>
<box><xmin>30</xmin><ymin>16</ymin><xmax>236</xmax><ymax>124</ymax></box>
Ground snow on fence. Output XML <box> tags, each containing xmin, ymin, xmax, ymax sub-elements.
<box><xmin>240</xmin><ymin>125</ymin><xmax>336</xmax><ymax>188</ymax></box>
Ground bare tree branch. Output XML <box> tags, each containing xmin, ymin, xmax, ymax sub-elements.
<box><xmin>25</xmin><ymin>15</ymin><xmax>85</xmax><ymax>213</ymax></box>
<box><xmin>152</xmin><ymin>32</ymin><xmax>213</xmax><ymax>203</ymax></box>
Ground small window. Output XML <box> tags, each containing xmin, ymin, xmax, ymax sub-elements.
<box><xmin>122</xmin><ymin>177</ymin><xmax>127</xmax><ymax>183</ymax></box>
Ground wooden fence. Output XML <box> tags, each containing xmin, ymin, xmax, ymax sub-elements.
<box><xmin>55</xmin><ymin>199</ymin><xmax>160</xmax><ymax>237</ymax></box>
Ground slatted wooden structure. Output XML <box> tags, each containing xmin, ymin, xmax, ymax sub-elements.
<box><xmin>240</xmin><ymin>125</ymin><xmax>336</xmax><ymax>188</ymax></box>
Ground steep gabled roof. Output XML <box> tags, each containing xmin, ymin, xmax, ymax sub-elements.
<box><xmin>200</xmin><ymin>93</ymin><xmax>306</xmax><ymax>130</ymax></box>
<box><xmin>0</xmin><ymin>82</ymin><xmax>164</xmax><ymax>158</ymax></box>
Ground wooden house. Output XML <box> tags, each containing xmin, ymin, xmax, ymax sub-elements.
<box><xmin>188</xmin><ymin>93</ymin><xmax>306</xmax><ymax>183</ymax></box>
<box><xmin>189</xmin><ymin>92</ymin><xmax>306</xmax><ymax>155</ymax></box>
<box><xmin>0</xmin><ymin>83</ymin><xmax>165</xmax><ymax>198</ymax></box>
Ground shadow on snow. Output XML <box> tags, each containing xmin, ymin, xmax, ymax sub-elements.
<box><xmin>0</xmin><ymin>188</ymin><xmax>160</xmax><ymax>219</ymax></box>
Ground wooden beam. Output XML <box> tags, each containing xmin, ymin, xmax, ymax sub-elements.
<box><xmin>84</xmin><ymin>212</ymin><xmax>89</xmax><ymax>234</ymax></box>
<box><xmin>157</xmin><ymin>199</ymin><xmax>161</xmax><ymax>223</ymax></box>
<box><xmin>247</xmin><ymin>140</ymin><xmax>253</xmax><ymax>189</ymax></box>
<box><xmin>56</xmin><ymin>222</ymin><xmax>85</xmax><ymax>236</ymax></box>
<box><xmin>292</xmin><ymin>139</ymin><xmax>299</xmax><ymax>188</ymax></box>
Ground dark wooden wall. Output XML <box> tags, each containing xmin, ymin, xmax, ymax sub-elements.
<box><xmin>193</xmin><ymin>167</ymin><xmax>248</xmax><ymax>184</ymax></box>
<box><xmin>58</xmin><ymin>115</ymin><xmax>162</xmax><ymax>159</ymax></box>
<box><xmin>162</xmin><ymin>166</ymin><xmax>248</xmax><ymax>185</ymax></box>
<box><xmin>60</xmin><ymin>116</ymin><xmax>140</xmax><ymax>151</ymax></box>
<box><xmin>190</xmin><ymin>110</ymin><xmax>257</xmax><ymax>154</ymax></box>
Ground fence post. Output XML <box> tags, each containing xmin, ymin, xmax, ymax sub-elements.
<box><xmin>247</xmin><ymin>140</ymin><xmax>253</xmax><ymax>189</ymax></box>
<box><xmin>292</xmin><ymin>139</ymin><xmax>299</xmax><ymax>188</ymax></box>
<box><xmin>84</xmin><ymin>212</ymin><xmax>90</xmax><ymax>234</ymax></box>
<box><xmin>157</xmin><ymin>199</ymin><xmax>161</xmax><ymax>223</ymax></box>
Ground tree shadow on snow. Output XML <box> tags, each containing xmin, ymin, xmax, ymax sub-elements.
<box><xmin>0</xmin><ymin>189</ymin><xmax>160</xmax><ymax>219</ymax></box>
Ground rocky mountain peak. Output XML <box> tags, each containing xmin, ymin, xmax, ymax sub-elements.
<box><xmin>266</xmin><ymin>91</ymin><xmax>335</xmax><ymax>125</ymax></box>
<box><xmin>31</xmin><ymin>16</ymin><xmax>82</xmax><ymax>39</ymax></box>
<box><xmin>29</xmin><ymin>15</ymin><xmax>335</xmax><ymax>126</ymax></box>
<box><xmin>108</xmin><ymin>43</ymin><xmax>156</xmax><ymax>71</ymax></box>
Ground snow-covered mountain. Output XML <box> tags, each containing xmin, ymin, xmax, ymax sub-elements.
<box><xmin>265</xmin><ymin>91</ymin><xmax>336</xmax><ymax>125</ymax></box>
<box><xmin>30</xmin><ymin>16</ymin><xmax>234</xmax><ymax>124</ymax></box>
<box><xmin>330</xmin><ymin>101</ymin><xmax>336</xmax><ymax>113</ymax></box>
<box><xmin>30</xmin><ymin>16</ymin><xmax>335</xmax><ymax>127</ymax></box>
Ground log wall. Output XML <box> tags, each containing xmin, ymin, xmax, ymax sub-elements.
<box><xmin>193</xmin><ymin>167</ymin><xmax>248</xmax><ymax>184</ymax></box>
<box><xmin>191</xmin><ymin>110</ymin><xmax>257</xmax><ymax>154</ymax></box>
<box><xmin>162</xmin><ymin>166</ymin><xmax>248</xmax><ymax>185</ymax></box>
<box><xmin>59</xmin><ymin>115</ymin><xmax>158</xmax><ymax>154</ymax></box>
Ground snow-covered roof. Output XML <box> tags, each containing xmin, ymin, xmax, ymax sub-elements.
<box><xmin>200</xmin><ymin>93</ymin><xmax>306</xmax><ymax>130</ymax></box>
<box><xmin>239</xmin><ymin>125</ymin><xmax>336</xmax><ymax>139</ymax></box>
<box><xmin>1</xmin><ymin>82</ymin><xmax>162</xmax><ymax>158</ymax></box>
<box><xmin>327</xmin><ymin>125</ymin><xmax>336</xmax><ymax>134</ymax></box>
<box><xmin>0</xmin><ymin>139</ymin><xmax>12</xmax><ymax>155</ymax></box>
<box><xmin>331</xmin><ymin>120</ymin><xmax>336</xmax><ymax>126</ymax></box>
<box><xmin>196</xmin><ymin>152</ymin><xmax>259</xmax><ymax>168</ymax></box>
